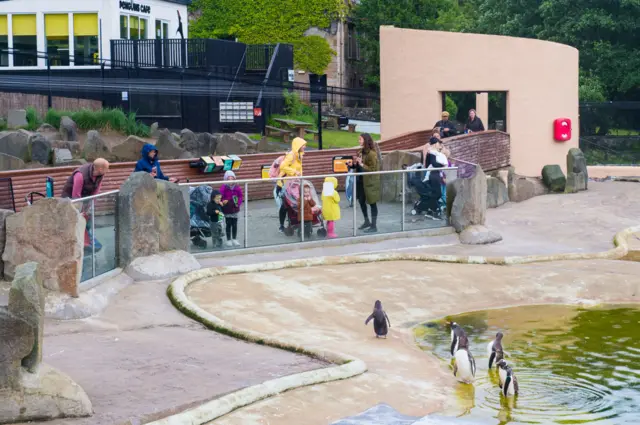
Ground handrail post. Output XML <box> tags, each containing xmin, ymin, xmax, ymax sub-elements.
<box><xmin>401</xmin><ymin>172</ymin><xmax>406</xmax><ymax>231</ymax></box>
<box><xmin>47</xmin><ymin>56</ymin><xmax>52</xmax><ymax>109</ymax></box>
<box><xmin>300</xmin><ymin>180</ymin><xmax>304</xmax><ymax>242</ymax></box>
<box><xmin>352</xmin><ymin>172</ymin><xmax>357</xmax><ymax>236</ymax></box>
<box><xmin>244</xmin><ymin>182</ymin><xmax>248</xmax><ymax>248</ymax></box>
<box><xmin>91</xmin><ymin>199</ymin><xmax>96</xmax><ymax>278</ymax></box>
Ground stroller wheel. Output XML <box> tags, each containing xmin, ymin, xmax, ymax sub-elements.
<box><xmin>284</xmin><ymin>226</ymin><xmax>295</xmax><ymax>237</ymax></box>
<box><xmin>411</xmin><ymin>209</ymin><xmax>417</xmax><ymax>216</ymax></box>
<box><xmin>317</xmin><ymin>228</ymin><xmax>327</xmax><ymax>238</ymax></box>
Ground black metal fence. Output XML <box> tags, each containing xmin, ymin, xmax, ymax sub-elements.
<box><xmin>579</xmin><ymin>102</ymin><xmax>640</xmax><ymax>165</ymax></box>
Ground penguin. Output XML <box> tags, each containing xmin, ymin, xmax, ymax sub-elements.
<box><xmin>450</xmin><ymin>323</ymin><xmax>476</xmax><ymax>384</ymax></box>
<box><xmin>450</xmin><ymin>322</ymin><xmax>467</xmax><ymax>356</ymax></box>
<box><xmin>487</xmin><ymin>331</ymin><xmax>505</xmax><ymax>369</ymax></box>
<box><xmin>496</xmin><ymin>359</ymin><xmax>519</xmax><ymax>396</ymax></box>
<box><xmin>365</xmin><ymin>300</ymin><xmax>391</xmax><ymax>338</ymax></box>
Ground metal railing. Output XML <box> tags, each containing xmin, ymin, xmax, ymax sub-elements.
<box><xmin>181</xmin><ymin>166</ymin><xmax>460</xmax><ymax>249</ymax></box>
<box><xmin>71</xmin><ymin>190</ymin><xmax>119</xmax><ymax>282</ymax></box>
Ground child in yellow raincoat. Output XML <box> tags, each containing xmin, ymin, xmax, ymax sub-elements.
<box><xmin>322</xmin><ymin>176</ymin><xmax>341</xmax><ymax>238</ymax></box>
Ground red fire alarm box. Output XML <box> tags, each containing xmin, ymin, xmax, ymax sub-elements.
<box><xmin>553</xmin><ymin>118</ymin><xmax>571</xmax><ymax>142</ymax></box>
<box><xmin>253</xmin><ymin>107</ymin><xmax>262</xmax><ymax>117</ymax></box>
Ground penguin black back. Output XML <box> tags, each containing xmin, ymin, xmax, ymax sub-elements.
<box><xmin>450</xmin><ymin>322</ymin><xmax>469</xmax><ymax>355</ymax></box>
<box><xmin>489</xmin><ymin>331</ymin><xmax>505</xmax><ymax>369</ymax></box>
<box><xmin>365</xmin><ymin>300</ymin><xmax>391</xmax><ymax>338</ymax></box>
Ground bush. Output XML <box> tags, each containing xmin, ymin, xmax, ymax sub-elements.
<box><xmin>44</xmin><ymin>108</ymin><xmax>149</xmax><ymax>137</ymax></box>
<box><xmin>444</xmin><ymin>95</ymin><xmax>459</xmax><ymax>120</ymax></box>
<box><xmin>25</xmin><ymin>107</ymin><xmax>42</xmax><ymax>131</ymax></box>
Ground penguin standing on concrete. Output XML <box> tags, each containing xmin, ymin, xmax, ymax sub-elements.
<box><xmin>450</xmin><ymin>322</ymin><xmax>476</xmax><ymax>383</ymax></box>
<box><xmin>497</xmin><ymin>359</ymin><xmax>519</xmax><ymax>396</ymax></box>
<box><xmin>487</xmin><ymin>332</ymin><xmax>505</xmax><ymax>369</ymax></box>
<box><xmin>365</xmin><ymin>300</ymin><xmax>391</xmax><ymax>338</ymax></box>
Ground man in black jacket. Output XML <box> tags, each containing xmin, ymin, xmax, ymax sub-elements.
<box><xmin>434</xmin><ymin>111</ymin><xmax>457</xmax><ymax>138</ymax></box>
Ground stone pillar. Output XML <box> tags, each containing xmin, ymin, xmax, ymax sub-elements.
<box><xmin>117</xmin><ymin>172</ymin><xmax>190</xmax><ymax>267</ymax></box>
<box><xmin>380</xmin><ymin>151</ymin><xmax>422</xmax><ymax>203</ymax></box>
<box><xmin>2</xmin><ymin>199</ymin><xmax>84</xmax><ymax>297</ymax></box>
<box><xmin>475</xmin><ymin>92</ymin><xmax>489</xmax><ymax>127</ymax></box>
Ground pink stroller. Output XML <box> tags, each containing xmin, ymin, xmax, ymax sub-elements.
<box><xmin>281</xmin><ymin>179</ymin><xmax>327</xmax><ymax>238</ymax></box>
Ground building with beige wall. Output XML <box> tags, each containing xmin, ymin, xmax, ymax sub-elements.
<box><xmin>379</xmin><ymin>26</ymin><xmax>579</xmax><ymax>176</ymax></box>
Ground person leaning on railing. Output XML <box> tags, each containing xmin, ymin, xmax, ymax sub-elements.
<box><xmin>61</xmin><ymin>158</ymin><xmax>110</xmax><ymax>253</ymax></box>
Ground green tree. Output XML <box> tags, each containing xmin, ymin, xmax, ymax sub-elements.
<box><xmin>189</xmin><ymin>0</ymin><xmax>345</xmax><ymax>73</ymax></box>
<box><xmin>471</xmin><ymin>0</ymin><xmax>640</xmax><ymax>101</ymax></box>
<box><xmin>353</xmin><ymin>0</ymin><xmax>469</xmax><ymax>89</ymax></box>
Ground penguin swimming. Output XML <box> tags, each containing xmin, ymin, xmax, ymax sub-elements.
<box><xmin>450</xmin><ymin>323</ymin><xmax>476</xmax><ymax>383</ymax></box>
<box><xmin>497</xmin><ymin>359</ymin><xmax>519</xmax><ymax>396</ymax></box>
<box><xmin>365</xmin><ymin>300</ymin><xmax>391</xmax><ymax>338</ymax></box>
<box><xmin>487</xmin><ymin>332</ymin><xmax>505</xmax><ymax>369</ymax></box>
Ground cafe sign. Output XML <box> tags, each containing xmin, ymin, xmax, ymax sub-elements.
<box><xmin>119</xmin><ymin>1</ymin><xmax>151</xmax><ymax>14</ymax></box>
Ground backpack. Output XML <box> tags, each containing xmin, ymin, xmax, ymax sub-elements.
<box><xmin>268</xmin><ymin>155</ymin><xmax>286</xmax><ymax>179</ymax></box>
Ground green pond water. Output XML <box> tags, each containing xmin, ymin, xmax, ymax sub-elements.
<box><xmin>414</xmin><ymin>304</ymin><xmax>640</xmax><ymax>425</ymax></box>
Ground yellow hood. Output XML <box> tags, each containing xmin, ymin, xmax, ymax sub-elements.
<box><xmin>292</xmin><ymin>137</ymin><xmax>307</xmax><ymax>155</ymax></box>
<box><xmin>325</xmin><ymin>176</ymin><xmax>338</xmax><ymax>189</ymax></box>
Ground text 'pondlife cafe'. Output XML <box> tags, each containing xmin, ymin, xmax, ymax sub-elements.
<box><xmin>0</xmin><ymin>0</ymin><xmax>190</xmax><ymax>69</ymax></box>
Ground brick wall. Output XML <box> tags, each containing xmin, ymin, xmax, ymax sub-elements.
<box><xmin>0</xmin><ymin>92</ymin><xmax>102</xmax><ymax>120</ymax></box>
<box><xmin>443</xmin><ymin>131</ymin><xmax>511</xmax><ymax>172</ymax></box>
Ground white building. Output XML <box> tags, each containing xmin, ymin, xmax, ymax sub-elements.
<box><xmin>0</xmin><ymin>0</ymin><xmax>190</xmax><ymax>69</ymax></box>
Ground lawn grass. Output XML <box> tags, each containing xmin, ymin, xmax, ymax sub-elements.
<box><xmin>250</xmin><ymin>130</ymin><xmax>380</xmax><ymax>150</ymax></box>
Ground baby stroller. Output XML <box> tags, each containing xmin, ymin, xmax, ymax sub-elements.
<box><xmin>190</xmin><ymin>185</ymin><xmax>213</xmax><ymax>248</ymax></box>
<box><xmin>405</xmin><ymin>163</ymin><xmax>446</xmax><ymax>220</ymax></box>
<box><xmin>280</xmin><ymin>179</ymin><xmax>327</xmax><ymax>238</ymax></box>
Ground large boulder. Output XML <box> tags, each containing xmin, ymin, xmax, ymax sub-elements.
<box><xmin>7</xmin><ymin>109</ymin><xmax>27</xmax><ymax>129</ymax></box>
<box><xmin>60</xmin><ymin>116</ymin><xmax>78</xmax><ymax>142</ymax></box>
<box><xmin>0</xmin><ymin>309</ymin><xmax>33</xmax><ymax>389</ymax></box>
<box><xmin>156</xmin><ymin>129</ymin><xmax>187</xmax><ymax>159</ymax></box>
<box><xmin>53</xmin><ymin>140</ymin><xmax>80</xmax><ymax>157</ymax></box>
<box><xmin>459</xmin><ymin>224</ymin><xmax>502</xmax><ymax>245</ymax></box>
<box><xmin>215</xmin><ymin>132</ymin><xmax>248</xmax><ymax>155</ymax></box>
<box><xmin>446</xmin><ymin>165</ymin><xmax>487</xmax><ymax>233</ymax></box>
<box><xmin>110</xmin><ymin>135</ymin><xmax>146</xmax><ymax>162</ymax></box>
<box><xmin>2</xmin><ymin>198</ymin><xmax>85</xmax><ymax>297</ymax></box>
<box><xmin>83</xmin><ymin>130</ymin><xmax>110</xmax><ymax>161</ymax></box>
<box><xmin>125</xmin><ymin>250</ymin><xmax>200</xmax><ymax>281</ymax></box>
<box><xmin>37</xmin><ymin>124</ymin><xmax>56</xmax><ymax>133</ymax></box>
<box><xmin>0</xmin><ymin>153</ymin><xmax>26</xmax><ymax>171</ymax></box>
<box><xmin>565</xmin><ymin>148</ymin><xmax>588</xmax><ymax>193</ymax></box>
<box><xmin>150</xmin><ymin>122</ymin><xmax>160</xmax><ymax>138</ymax></box>
<box><xmin>53</xmin><ymin>148</ymin><xmax>74</xmax><ymax>166</ymax></box>
<box><xmin>486</xmin><ymin>176</ymin><xmax>509</xmax><ymax>208</ymax></box>
<box><xmin>180</xmin><ymin>130</ymin><xmax>217</xmax><ymax>157</ymax></box>
<box><xmin>0</xmin><ymin>130</ymin><xmax>30</xmax><ymax>160</ymax></box>
<box><xmin>381</xmin><ymin>150</ymin><xmax>421</xmax><ymax>203</ymax></box>
<box><xmin>116</xmin><ymin>173</ymin><xmax>190</xmax><ymax>266</ymax></box>
<box><xmin>0</xmin><ymin>209</ymin><xmax>15</xmax><ymax>278</ymax></box>
<box><xmin>507</xmin><ymin>168</ymin><xmax>548</xmax><ymax>202</ymax></box>
<box><xmin>8</xmin><ymin>262</ymin><xmax>44</xmax><ymax>373</ymax></box>
<box><xmin>541</xmin><ymin>164</ymin><xmax>566</xmax><ymax>192</ymax></box>
<box><xmin>28</xmin><ymin>133</ymin><xmax>52</xmax><ymax>165</ymax></box>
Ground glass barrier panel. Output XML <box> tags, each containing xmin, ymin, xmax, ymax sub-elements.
<box><xmin>352</xmin><ymin>170</ymin><xmax>402</xmax><ymax>237</ymax></box>
<box><xmin>79</xmin><ymin>193</ymin><xmax>117</xmax><ymax>283</ymax></box>
<box><xmin>403</xmin><ymin>167</ymin><xmax>453</xmax><ymax>232</ymax></box>
<box><xmin>187</xmin><ymin>182</ymin><xmax>232</xmax><ymax>254</ymax></box>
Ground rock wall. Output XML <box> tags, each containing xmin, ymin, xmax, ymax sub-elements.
<box><xmin>2</xmin><ymin>198</ymin><xmax>85</xmax><ymax>297</ymax></box>
<box><xmin>0</xmin><ymin>262</ymin><xmax>92</xmax><ymax>422</ymax></box>
<box><xmin>117</xmin><ymin>172</ymin><xmax>190</xmax><ymax>267</ymax></box>
<box><xmin>380</xmin><ymin>150</ymin><xmax>421</xmax><ymax>203</ymax></box>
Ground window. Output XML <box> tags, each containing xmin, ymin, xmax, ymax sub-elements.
<box><xmin>12</xmin><ymin>15</ymin><xmax>37</xmax><ymax>67</ymax></box>
<box><xmin>156</xmin><ymin>20</ymin><xmax>169</xmax><ymax>39</ymax></box>
<box><xmin>0</xmin><ymin>15</ymin><xmax>7</xmax><ymax>67</ymax></box>
<box><xmin>122</xmin><ymin>15</ymin><xmax>148</xmax><ymax>40</ymax></box>
<box><xmin>45</xmin><ymin>14</ymin><xmax>70</xmax><ymax>66</ymax></box>
<box><xmin>74</xmin><ymin>14</ymin><xmax>98</xmax><ymax>65</ymax></box>
<box><xmin>120</xmin><ymin>15</ymin><xmax>128</xmax><ymax>39</ymax></box>
<box><xmin>220</xmin><ymin>102</ymin><xmax>254</xmax><ymax>123</ymax></box>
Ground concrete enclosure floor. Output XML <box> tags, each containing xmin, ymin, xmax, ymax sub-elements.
<box><xmin>11</xmin><ymin>280</ymin><xmax>326</xmax><ymax>425</ymax></box>
<box><xmin>186</xmin><ymin>259</ymin><xmax>640</xmax><ymax>425</ymax></box>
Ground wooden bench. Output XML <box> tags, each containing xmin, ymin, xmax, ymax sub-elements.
<box><xmin>265</xmin><ymin>125</ymin><xmax>293</xmax><ymax>143</ymax></box>
<box><xmin>304</xmin><ymin>128</ymin><xmax>319</xmax><ymax>142</ymax></box>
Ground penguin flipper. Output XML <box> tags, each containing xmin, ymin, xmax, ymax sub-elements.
<box><xmin>453</xmin><ymin>362</ymin><xmax>458</xmax><ymax>377</ymax></box>
<box><xmin>513</xmin><ymin>376</ymin><xmax>519</xmax><ymax>395</ymax></box>
<box><xmin>504</xmin><ymin>375</ymin><xmax>511</xmax><ymax>397</ymax></box>
<box><xmin>469</xmin><ymin>352</ymin><xmax>476</xmax><ymax>377</ymax></box>
<box><xmin>488</xmin><ymin>351</ymin><xmax>496</xmax><ymax>369</ymax></box>
<box><xmin>450</xmin><ymin>336</ymin><xmax>457</xmax><ymax>356</ymax></box>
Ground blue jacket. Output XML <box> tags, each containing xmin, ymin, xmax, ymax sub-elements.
<box><xmin>134</xmin><ymin>144</ymin><xmax>169</xmax><ymax>180</ymax></box>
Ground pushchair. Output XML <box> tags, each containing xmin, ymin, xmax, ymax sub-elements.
<box><xmin>405</xmin><ymin>163</ymin><xmax>446</xmax><ymax>220</ymax></box>
<box><xmin>190</xmin><ymin>185</ymin><xmax>213</xmax><ymax>248</ymax></box>
<box><xmin>278</xmin><ymin>179</ymin><xmax>327</xmax><ymax>238</ymax></box>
